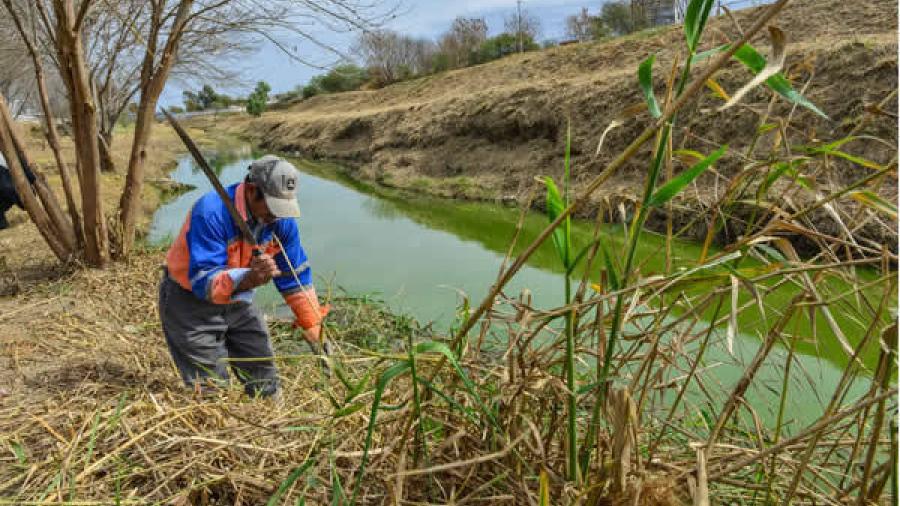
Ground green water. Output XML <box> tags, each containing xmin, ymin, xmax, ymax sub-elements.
<box><xmin>149</xmin><ymin>149</ymin><xmax>891</xmax><ymax>426</ymax></box>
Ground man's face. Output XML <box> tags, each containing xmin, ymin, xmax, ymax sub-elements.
<box><xmin>246</xmin><ymin>184</ymin><xmax>276</xmax><ymax>224</ymax></box>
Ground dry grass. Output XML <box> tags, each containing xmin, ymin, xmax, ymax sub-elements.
<box><xmin>0</xmin><ymin>252</ymin><xmax>413</xmax><ymax>504</ymax></box>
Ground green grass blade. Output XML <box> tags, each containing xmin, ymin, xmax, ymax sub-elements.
<box><xmin>343</xmin><ymin>367</ymin><xmax>375</xmax><ymax>404</ymax></box>
<box><xmin>415</xmin><ymin>341</ymin><xmax>500</xmax><ymax>430</ymax></box>
<box><xmin>352</xmin><ymin>360</ymin><xmax>411</xmax><ymax>505</ymax></box>
<box><xmin>11</xmin><ymin>441</ymin><xmax>26</xmax><ymax>467</ymax></box>
<box><xmin>648</xmin><ymin>145</ymin><xmax>728</xmax><ymax>207</ymax></box>
<box><xmin>639</xmin><ymin>55</ymin><xmax>662</xmax><ymax>118</ymax></box>
<box><xmin>333</xmin><ymin>402</ymin><xmax>366</xmax><ymax>419</ymax></box>
<box><xmin>82</xmin><ymin>410</ymin><xmax>102</xmax><ymax>470</ymax></box>
<box><xmin>565</xmin><ymin>238</ymin><xmax>602</xmax><ymax>277</ymax></box>
<box><xmin>268</xmin><ymin>457</ymin><xmax>318</xmax><ymax>506</ymax></box>
<box><xmin>331</xmin><ymin>458</ymin><xmax>345</xmax><ymax>506</ymax></box>
<box><xmin>418</xmin><ymin>377</ymin><xmax>479</xmax><ymax>422</ymax></box>
<box><xmin>762</xmin><ymin>159</ymin><xmax>808</xmax><ymax>194</ymax></box>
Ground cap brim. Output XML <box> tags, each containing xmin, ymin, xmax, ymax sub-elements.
<box><xmin>264</xmin><ymin>194</ymin><xmax>301</xmax><ymax>218</ymax></box>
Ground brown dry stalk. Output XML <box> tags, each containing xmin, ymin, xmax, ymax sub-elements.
<box><xmin>709</xmin><ymin>387</ymin><xmax>898</xmax><ymax>481</ymax></box>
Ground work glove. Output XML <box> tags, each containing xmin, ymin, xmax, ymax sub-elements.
<box><xmin>291</xmin><ymin>303</ymin><xmax>331</xmax><ymax>345</ymax></box>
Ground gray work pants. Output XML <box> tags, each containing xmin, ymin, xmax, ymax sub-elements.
<box><xmin>158</xmin><ymin>272</ymin><xmax>280</xmax><ymax>397</ymax></box>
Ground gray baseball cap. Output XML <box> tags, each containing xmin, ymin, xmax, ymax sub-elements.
<box><xmin>248</xmin><ymin>155</ymin><xmax>302</xmax><ymax>218</ymax></box>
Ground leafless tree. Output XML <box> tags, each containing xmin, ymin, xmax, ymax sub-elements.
<box><xmin>566</xmin><ymin>7</ymin><xmax>597</xmax><ymax>42</ymax></box>
<box><xmin>438</xmin><ymin>17</ymin><xmax>488</xmax><ymax>68</ymax></box>
<box><xmin>1</xmin><ymin>0</ymin><xmax>396</xmax><ymax>267</ymax></box>
<box><xmin>503</xmin><ymin>5</ymin><xmax>541</xmax><ymax>52</ymax></box>
<box><xmin>356</xmin><ymin>30</ymin><xmax>437</xmax><ymax>84</ymax></box>
<box><xmin>0</xmin><ymin>12</ymin><xmax>38</xmax><ymax>117</ymax></box>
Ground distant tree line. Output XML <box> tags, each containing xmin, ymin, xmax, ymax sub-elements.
<box><xmin>565</xmin><ymin>1</ymin><xmax>660</xmax><ymax>42</ymax></box>
<box><xmin>179</xmin><ymin>85</ymin><xmax>241</xmax><ymax>113</ymax></box>
<box><xmin>354</xmin><ymin>10</ymin><xmax>542</xmax><ymax>88</ymax></box>
<box><xmin>267</xmin><ymin>1</ymin><xmax>677</xmax><ymax>110</ymax></box>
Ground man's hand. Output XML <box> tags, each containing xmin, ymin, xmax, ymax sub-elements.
<box><xmin>237</xmin><ymin>253</ymin><xmax>281</xmax><ymax>291</ymax></box>
<box><xmin>303</xmin><ymin>324</ymin><xmax>323</xmax><ymax>344</ymax></box>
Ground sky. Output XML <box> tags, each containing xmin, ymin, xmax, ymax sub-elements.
<box><xmin>159</xmin><ymin>0</ymin><xmax>593</xmax><ymax>108</ymax></box>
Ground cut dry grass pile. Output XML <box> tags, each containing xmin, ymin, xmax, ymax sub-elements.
<box><xmin>0</xmin><ymin>251</ymin><xmax>417</xmax><ymax>504</ymax></box>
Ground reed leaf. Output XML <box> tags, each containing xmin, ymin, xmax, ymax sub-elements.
<box><xmin>352</xmin><ymin>360</ymin><xmax>411</xmax><ymax>504</ymax></box>
<box><xmin>684</xmin><ymin>0</ymin><xmax>716</xmax><ymax>52</ymax></box>
<box><xmin>849</xmin><ymin>190</ymin><xmax>898</xmax><ymax>219</ymax></box>
<box><xmin>648</xmin><ymin>144</ymin><xmax>728</xmax><ymax>207</ymax></box>
<box><xmin>691</xmin><ymin>41</ymin><xmax>828</xmax><ymax>118</ymax></box>
<box><xmin>267</xmin><ymin>457</ymin><xmax>318</xmax><ymax>506</ymax></box>
<box><xmin>807</xmin><ymin>144</ymin><xmax>885</xmax><ymax>170</ymax></box>
<box><xmin>732</xmin><ymin>43</ymin><xmax>828</xmax><ymax>118</ymax></box>
<box><xmin>639</xmin><ymin>55</ymin><xmax>662</xmax><ymax>118</ymax></box>
<box><xmin>544</xmin><ymin>176</ymin><xmax>568</xmax><ymax>266</ymax></box>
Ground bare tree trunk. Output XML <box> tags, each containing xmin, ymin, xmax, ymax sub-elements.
<box><xmin>0</xmin><ymin>94</ymin><xmax>71</xmax><ymax>261</ymax></box>
<box><xmin>118</xmin><ymin>0</ymin><xmax>193</xmax><ymax>258</ymax></box>
<box><xmin>98</xmin><ymin>129</ymin><xmax>115</xmax><ymax>172</ymax></box>
<box><xmin>38</xmin><ymin>70</ymin><xmax>85</xmax><ymax>248</ymax></box>
<box><xmin>53</xmin><ymin>0</ymin><xmax>108</xmax><ymax>267</ymax></box>
<box><xmin>2</xmin><ymin>0</ymin><xmax>84</xmax><ymax>249</ymax></box>
<box><xmin>9</xmin><ymin>130</ymin><xmax>77</xmax><ymax>251</ymax></box>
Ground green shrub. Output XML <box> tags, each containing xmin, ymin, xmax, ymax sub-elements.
<box><xmin>246</xmin><ymin>81</ymin><xmax>271</xmax><ymax>117</ymax></box>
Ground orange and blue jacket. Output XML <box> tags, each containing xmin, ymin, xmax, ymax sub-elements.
<box><xmin>165</xmin><ymin>182</ymin><xmax>324</xmax><ymax>330</ymax></box>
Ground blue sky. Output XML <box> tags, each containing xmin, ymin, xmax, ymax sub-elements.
<box><xmin>160</xmin><ymin>0</ymin><xmax>593</xmax><ymax>107</ymax></box>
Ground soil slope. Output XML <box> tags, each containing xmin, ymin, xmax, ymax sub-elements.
<box><xmin>229</xmin><ymin>0</ymin><xmax>897</xmax><ymax>250</ymax></box>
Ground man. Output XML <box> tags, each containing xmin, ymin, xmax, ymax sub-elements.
<box><xmin>159</xmin><ymin>155</ymin><xmax>327</xmax><ymax>399</ymax></box>
<box><xmin>0</xmin><ymin>150</ymin><xmax>36</xmax><ymax>230</ymax></box>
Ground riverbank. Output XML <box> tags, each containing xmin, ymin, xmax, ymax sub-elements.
<box><xmin>215</xmin><ymin>0</ymin><xmax>897</xmax><ymax>252</ymax></box>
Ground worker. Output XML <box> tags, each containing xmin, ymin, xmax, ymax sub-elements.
<box><xmin>158</xmin><ymin>155</ymin><xmax>327</xmax><ymax>399</ymax></box>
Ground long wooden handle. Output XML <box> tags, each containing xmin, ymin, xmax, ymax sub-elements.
<box><xmin>162</xmin><ymin>108</ymin><xmax>259</xmax><ymax>253</ymax></box>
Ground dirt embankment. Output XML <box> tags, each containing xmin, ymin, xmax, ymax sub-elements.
<box><xmin>227</xmin><ymin>0</ymin><xmax>897</xmax><ymax>251</ymax></box>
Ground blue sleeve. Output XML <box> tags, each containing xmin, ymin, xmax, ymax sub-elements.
<box><xmin>186</xmin><ymin>198</ymin><xmax>232</xmax><ymax>301</ymax></box>
<box><xmin>272</xmin><ymin>219</ymin><xmax>312</xmax><ymax>295</ymax></box>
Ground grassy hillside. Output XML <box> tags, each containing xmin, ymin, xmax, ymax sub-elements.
<box><xmin>222</xmin><ymin>0</ymin><xmax>897</xmax><ymax>250</ymax></box>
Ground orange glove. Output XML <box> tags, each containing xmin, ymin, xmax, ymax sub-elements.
<box><xmin>284</xmin><ymin>287</ymin><xmax>330</xmax><ymax>344</ymax></box>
